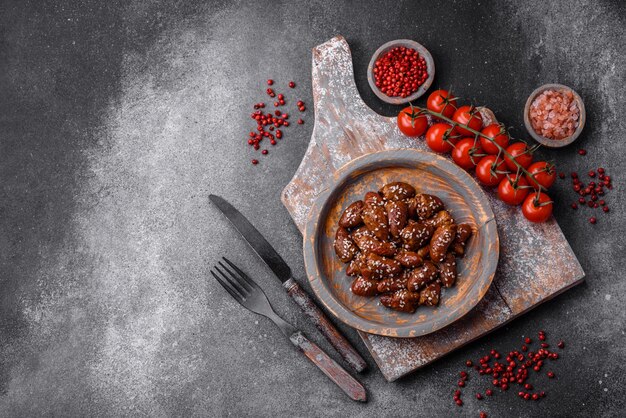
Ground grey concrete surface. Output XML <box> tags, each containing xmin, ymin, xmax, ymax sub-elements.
<box><xmin>1</xmin><ymin>0</ymin><xmax>625</xmax><ymax>416</ymax></box>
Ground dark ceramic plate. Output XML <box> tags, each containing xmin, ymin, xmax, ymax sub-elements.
<box><xmin>303</xmin><ymin>149</ymin><xmax>499</xmax><ymax>338</ymax></box>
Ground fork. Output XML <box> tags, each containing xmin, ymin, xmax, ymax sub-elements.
<box><xmin>211</xmin><ymin>257</ymin><xmax>367</xmax><ymax>402</ymax></box>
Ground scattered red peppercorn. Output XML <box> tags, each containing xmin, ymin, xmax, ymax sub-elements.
<box><xmin>297</xmin><ymin>118</ymin><xmax>304</xmax><ymax>124</ymax></box>
<box><xmin>246</xmin><ymin>80</ymin><xmax>306</xmax><ymax>162</ymax></box>
<box><xmin>480</xmin><ymin>412</ymin><xmax>487</xmax><ymax>418</ymax></box>
<box><xmin>578</xmin><ymin>149</ymin><xmax>587</xmax><ymax>155</ymax></box>
<box><xmin>288</xmin><ymin>81</ymin><xmax>296</xmax><ymax>88</ymax></box>
<box><xmin>590</xmin><ymin>217</ymin><xmax>597</xmax><ymax>224</ymax></box>
<box><xmin>452</xmin><ymin>331</ymin><xmax>565</xmax><ymax>407</ymax></box>
<box><xmin>559</xmin><ymin>172</ymin><xmax>565</xmax><ymax>179</ymax></box>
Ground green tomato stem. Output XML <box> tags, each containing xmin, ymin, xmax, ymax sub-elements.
<box><xmin>416</xmin><ymin>106</ymin><xmax>545</xmax><ymax>191</ymax></box>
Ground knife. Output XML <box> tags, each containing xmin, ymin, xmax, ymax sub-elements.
<box><xmin>209</xmin><ymin>194</ymin><xmax>367</xmax><ymax>373</ymax></box>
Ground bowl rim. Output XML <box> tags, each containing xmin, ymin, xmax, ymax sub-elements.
<box><xmin>302</xmin><ymin>149</ymin><xmax>499</xmax><ymax>338</ymax></box>
<box><xmin>523</xmin><ymin>83</ymin><xmax>586</xmax><ymax>148</ymax></box>
<box><xmin>366</xmin><ymin>39</ymin><xmax>435</xmax><ymax>105</ymax></box>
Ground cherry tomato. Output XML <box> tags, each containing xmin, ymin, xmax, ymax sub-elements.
<box><xmin>426</xmin><ymin>89</ymin><xmax>457</xmax><ymax>119</ymax></box>
<box><xmin>452</xmin><ymin>105</ymin><xmax>483</xmax><ymax>136</ymax></box>
<box><xmin>480</xmin><ymin>123</ymin><xmax>510</xmax><ymax>155</ymax></box>
<box><xmin>475</xmin><ymin>155</ymin><xmax>508</xmax><ymax>187</ymax></box>
<box><xmin>525</xmin><ymin>161</ymin><xmax>556</xmax><ymax>189</ymax></box>
<box><xmin>504</xmin><ymin>142</ymin><xmax>533</xmax><ymax>171</ymax></box>
<box><xmin>522</xmin><ymin>192</ymin><xmax>553</xmax><ymax>222</ymax></box>
<box><xmin>452</xmin><ymin>138</ymin><xmax>484</xmax><ymax>170</ymax></box>
<box><xmin>426</xmin><ymin>123</ymin><xmax>457</xmax><ymax>153</ymax></box>
<box><xmin>397</xmin><ymin>106</ymin><xmax>428</xmax><ymax>137</ymax></box>
<box><xmin>498</xmin><ymin>174</ymin><xmax>530</xmax><ymax>206</ymax></box>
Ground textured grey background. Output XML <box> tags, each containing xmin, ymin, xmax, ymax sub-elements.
<box><xmin>1</xmin><ymin>0</ymin><xmax>625</xmax><ymax>416</ymax></box>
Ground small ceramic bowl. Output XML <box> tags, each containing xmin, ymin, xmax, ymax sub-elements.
<box><xmin>367</xmin><ymin>39</ymin><xmax>435</xmax><ymax>105</ymax></box>
<box><xmin>523</xmin><ymin>83</ymin><xmax>585</xmax><ymax>148</ymax></box>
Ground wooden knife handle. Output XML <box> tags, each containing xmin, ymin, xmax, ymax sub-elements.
<box><xmin>283</xmin><ymin>278</ymin><xmax>367</xmax><ymax>373</ymax></box>
<box><xmin>290</xmin><ymin>331</ymin><xmax>367</xmax><ymax>402</ymax></box>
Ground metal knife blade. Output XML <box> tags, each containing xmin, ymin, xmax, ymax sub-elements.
<box><xmin>209</xmin><ymin>194</ymin><xmax>368</xmax><ymax>373</ymax></box>
<box><xmin>209</xmin><ymin>194</ymin><xmax>292</xmax><ymax>282</ymax></box>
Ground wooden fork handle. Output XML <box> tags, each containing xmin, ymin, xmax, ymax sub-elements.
<box><xmin>290</xmin><ymin>331</ymin><xmax>367</xmax><ymax>402</ymax></box>
<box><xmin>283</xmin><ymin>278</ymin><xmax>367</xmax><ymax>373</ymax></box>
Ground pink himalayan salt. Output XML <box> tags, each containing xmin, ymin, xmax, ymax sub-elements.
<box><xmin>529</xmin><ymin>89</ymin><xmax>579</xmax><ymax>140</ymax></box>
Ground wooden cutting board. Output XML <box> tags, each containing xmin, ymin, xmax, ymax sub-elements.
<box><xmin>281</xmin><ymin>35</ymin><xmax>584</xmax><ymax>382</ymax></box>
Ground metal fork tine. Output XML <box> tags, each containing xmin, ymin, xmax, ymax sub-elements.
<box><xmin>218</xmin><ymin>260</ymin><xmax>253</xmax><ymax>293</ymax></box>
<box><xmin>211</xmin><ymin>270</ymin><xmax>245</xmax><ymax>303</ymax></box>
<box><xmin>222</xmin><ymin>257</ymin><xmax>258</xmax><ymax>290</ymax></box>
<box><xmin>215</xmin><ymin>263</ymin><xmax>250</xmax><ymax>299</ymax></box>
<box><xmin>214</xmin><ymin>265</ymin><xmax>248</xmax><ymax>297</ymax></box>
